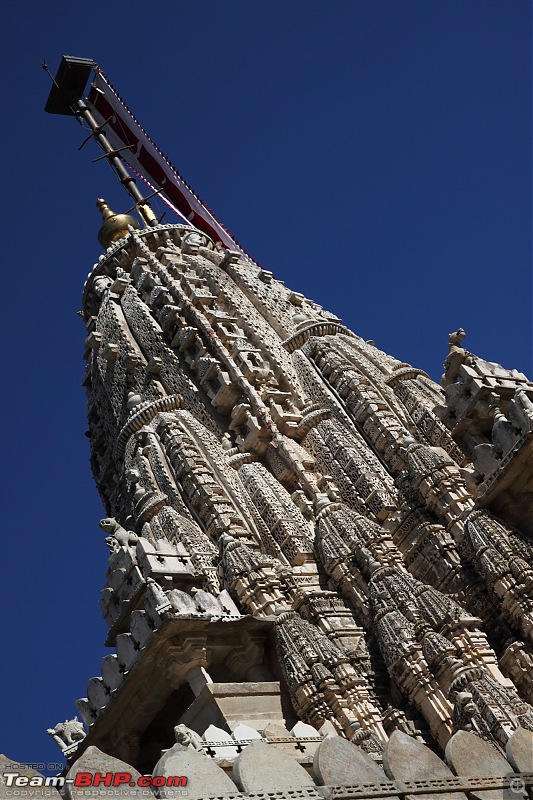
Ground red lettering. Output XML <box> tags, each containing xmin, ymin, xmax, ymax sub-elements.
<box><xmin>138</xmin><ymin>776</ymin><xmax>152</xmax><ymax>787</ymax></box>
<box><xmin>74</xmin><ymin>773</ymin><xmax>93</xmax><ymax>787</ymax></box>
<box><xmin>113</xmin><ymin>773</ymin><xmax>131</xmax><ymax>786</ymax></box>
<box><xmin>151</xmin><ymin>776</ymin><xmax>165</xmax><ymax>787</ymax></box>
<box><xmin>166</xmin><ymin>776</ymin><xmax>188</xmax><ymax>786</ymax></box>
<box><xmin>93</xmin><ymin>773</ymin><xmax>113</xmax><ymax>787</ymax></box>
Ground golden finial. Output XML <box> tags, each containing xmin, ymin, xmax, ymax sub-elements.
<box><xmin>96</xmin><ymin>198</ymin><xmax>141</xmax><ymax>249</ymax></box>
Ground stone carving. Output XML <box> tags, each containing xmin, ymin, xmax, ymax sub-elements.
<box><xmin>93</xmin><ymin>274</ymin><xmax>113</xmax><ymax>297</ymax></box>
<box><xmin>451</xmin><ymin>676</ymin><xmax>533</xmax><ymax>748</ymax></box>
<box><xmin>239</xmin><ymin>461</ymin><xmax>314</xmax><ymax>565</ymax></box>
<box><xmin>499</xmin><ymin>640</ymin><xmax>533</xmax><ymax>705</ymax></box>
<box><xmin>465</xmin><ymin>510</ymin><xmax>533</xmax><ymax>642</ymax></box>
<box><xmin>434</xmin><ymin>331</ymin><xmax>533</xmax><ymax>534</ymax></box>
<box><xmin>181</xmin><ymin>232</ymin><xmax>207</xmax><ymax>253</ymax></box>
<box><xmin>46</xmin><ymin>717</ymin><xmax>85</xmax><ymax>751</ymax></box>
<box><xmin>509</xmin><ymin>388</ymin><xmax>533</xmax><ymax>433</ymax></box>
<box><xmin>174</xmin><ymin>723</ymin><xmax>204</xmax><ymax>750</ymax></box>
<box><xmin>47</xmin><ymin>207</ymin><xmax>532</xmax><ymax>772</ymax></box>
<box><xmin>441</xmin><ymin>328</ymin><xmax>469</xmax><ymax>388</ymax></box>
<box><xmin>99</xmin><ymin>517</ymin><xmax>139</xmax><ymax>550</ymax></box>
<box><xmin>275</xmin><ymin>609</ymin><xmax>386</xmax><ymax>741</ymax></box>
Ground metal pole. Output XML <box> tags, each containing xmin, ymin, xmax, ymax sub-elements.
<box><xmin>75</xmin><ymin>99</ymin><xmax>158</xmax><ymax>226</ymax></box>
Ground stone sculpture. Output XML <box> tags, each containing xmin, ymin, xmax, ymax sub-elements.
<box><xmin>99</xmin><ymin>517</ymin><xmax>139</xmax><ymax>551</ymax></box>
<box><xmin>173</xmin><ymin>724</ymin><xmax>204</xmax><ymax>751</ymax></box>
<box><xmin>36</xmin><ymin>183</ymin><xmax>533</xmax><ymax>775</ymax></box>
<box><xmin>46</xmin><ymin>717</ymin><xmax>85</xmax><ymax>751</ymax></box>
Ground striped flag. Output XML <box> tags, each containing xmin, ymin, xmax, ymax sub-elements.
<box><xmin>86</xmin><ymin>70</ymin><xmax>255</xmax><ymax>263</ymax></box>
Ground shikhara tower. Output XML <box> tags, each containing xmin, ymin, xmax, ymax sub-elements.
<box><xmin>22</xmin><ymin>54</ymin><xmax>533</xmax><ymax>796</ymax></box>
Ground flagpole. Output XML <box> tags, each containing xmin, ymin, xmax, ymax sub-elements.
<box><xmin>44</xmin><ymin>56</ymin><xmax>158</xmax><ymax>228</ymax></box>
<box><xmin>74</xmin><ymin>98</ymin><xmax>158</xmax><ymax>227</ymax></box>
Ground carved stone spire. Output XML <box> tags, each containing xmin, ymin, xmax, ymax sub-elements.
<box><xmin>45</xmin><ymin>215</ymin><xmax>533</xmax><ymax>770</ymax></box>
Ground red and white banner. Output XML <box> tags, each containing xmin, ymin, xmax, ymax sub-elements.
<box><xmin>87</xmin><ymin>70</ymin><xmax>254</xmax><ymax>262</ymax></box>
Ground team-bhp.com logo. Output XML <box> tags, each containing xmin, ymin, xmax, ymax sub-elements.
<box><xmin>2</xmin><ymin>772</ymin><xmax>188</xmax><ymax>794</ymax></box>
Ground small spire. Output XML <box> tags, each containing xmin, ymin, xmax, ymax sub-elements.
<box><xmin>96</xmin><ymin>198</ymin><xmax>140</xmax><ymax>249</ymax></box>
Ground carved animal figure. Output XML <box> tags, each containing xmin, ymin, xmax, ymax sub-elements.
<box><xmin>509</xmin><ymin>389</ymin><xmax>533</xmax><ymax>433</ymax></box>
<box><xmin>441</xmin><ymin>328</ymin><xmax>471</xmax><ymax>388</ymax></box>
<box><xmin>174</xmin><ymin>723</ymin><xmax>204</xmax><ymax>750</ymax></box>
<box><xmin>452</xmin><ymin>691</ymin><xmax>478</xmax><ymax>732</ymax></box>
<box><xmin>47</xmin><ymin>717</ymin><xmax>85</xmax><ymax>751</ymax></box>
<box><xmin>99</xmin><ymin>517</ymin><xmax>139</xmax><ymax>551</ymax></box>
<box><xmin>93</xmin><ymin>275</ymin><xmax>113</xmax><ymax>297</ymax></box>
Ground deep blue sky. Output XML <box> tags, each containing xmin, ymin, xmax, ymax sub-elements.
<box><xmin>0</xmin><ymin>0</ymin><xmax>531</xmax><ymax>769</ymax></box>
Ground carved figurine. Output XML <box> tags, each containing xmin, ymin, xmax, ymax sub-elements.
<box><xmin>181</xmin><ymin>232</ymin><xmax>207</xmax><ymax>254</ymax></box>
<box><xmin>47</xmin><ymin>717</ymin><xmax>85</xmax><ymax>751</ymax></box>
<box><xmin>93</xmin><ymin>275</ymin><xmax>113</xmax><ymax>297</ymax></box>
<box><xmin>99</xmin><ymin>517</ymin><xmax>139</xmax><ymax>551</ymax></box>
<box><xmin>441</xmin><ymin>328</ymin><xmax>470</xmax><ymax>388</ymax></box>
<box><xmin>174</xmin><ymin>723</ymin><xmax>204</xmax><ymax>750</ymax></box>
<box><xmin>509</xmin><ymin>388</ymin><xmax>533</xmax><ymax>434</ymax></box>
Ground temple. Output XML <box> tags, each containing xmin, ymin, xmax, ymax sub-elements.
<box><xmin>3</xmin><ymin>55</ymin><xmax>532</xmax><ymax>800</ymax></box>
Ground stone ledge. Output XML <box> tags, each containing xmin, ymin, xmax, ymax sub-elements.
<box><xmin>327</xmin><ymin>773</ymin><xmax>533</xmax><ymax>798</ymax></box>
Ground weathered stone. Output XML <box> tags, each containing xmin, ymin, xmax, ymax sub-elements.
<box><xmin>232</xmin><ymin>723</ymin><xmax>263</xmax><ymax>742</ymax></box>
<box><xmin>191</xmin><ymin>587</ymin><xmax>223</xmax><ymax>614</ymax></box>
<box><xmin>179</xmin><ymin>681</ymin><xmax>286</xmax><ymax>735</ymax></box>
<box><xmin>64</xmin><ymin>746</ymin><xmax>143</xmax><ymax>799</ymax></box>
<box><xmin>0</xmin><ymin>755</ymin><xmax>61</xmax><ymax>798</ymax></box>
<box><xmin>129</xmin><ymin>610</ymin><xmax>154</xmax><ymax>646</ymax></box>
<box><xmin>446</xmin><ymin>730</ymin><xmax>518</xmax><ymax>800</ymax></box>
<box><xmin>313</xmin><ymin>735</ymin><xmax>389</xmax><ymax>786</ymax></box>
<box><xmin>383</xmin><ymin>731</ymin><xmax>466</xmax><ymax>800</ymax></box>
<box><xmin>446</xmin><ymin>729</ymin><xmax>512</xmax><ymax>775</ymax></box>
<box><xmin>202</xmin><ymin>724</ymin><xmax>239</xmax><ymax>759</ymax></box>
<box><xmin>115</xmin><ymin>632</ymin><xmax>139</xmax><ymax>671</ymax></box>
<box><xmin>218</xmin><ymin>588</ymin><xmax>240</xmax><ymax>615</ymax></box>
<box><xmin>167</xmin><ymin>589</ymin><xmax>196</xmax><ymax>614</ymax></box>
<box><xmin>101</xmin><ymin>654</ymin><xmax>123</xmax><ymax>691</ymax></box>
<box><xmin>153</xmin><ymin>742</ymin><xmax>237</xmax><ymax>799</ymax></box>
<box><xmin>87</xmin><ymin>676</ymin><xmax>109</xmax><ymax>710</ymax></box>
<box><xmin>75</xmin><ymin>697</ymin><xmax>95</xmax><ymax>727</ymax></box>
<box><xmin>262</xmin><ymin>721</ymin><xmax>291</xmax><ymax>738</ymax></box>
<box><xmin>506</xmin><ymin>726</ymin><xmax>533</xmax><ymax>773</ymax></box>
<box><xmin>186</xmin><ymin>664</ymin><xmax>213</xmax><ymax>696</ymax></box>
<box><xmin>319</xmin><ymin>720</ymin><xmax>339</xmax><ymax>737</ymax></box>
<box><xmin>291</xmin><ymin>721</ymin><xmax>320</xmax><ymax>738</ymax></box>
<box><xmin>233</xmin><ymin>739</ymin><xmax>316</xmax><ymax>792</ymax></box>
